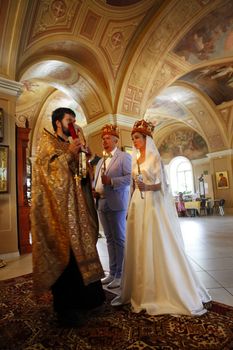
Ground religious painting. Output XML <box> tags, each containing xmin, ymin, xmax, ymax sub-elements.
<box><xmin>159</xmin><ymin>128</ymin><xmax>208</xmax><ymax>161</ymax></box>
<box><xmin>180</xmin><ymin>63</ymin><xmax>233</xmax><ymax>105</ymax></box>
<box><xmin>216</xmin><ymin>171</ymin><xmax>229</xmax><ymax>189</ymax></box>
<box><xmin>173</xmin><ymin>1</ymin><xmax>233</xmax><ymax>64</ymax></box>
<box><xmin>0</xmin><ymin>145</ymin><xmax>9</xmax><ymax>193</ymax></box>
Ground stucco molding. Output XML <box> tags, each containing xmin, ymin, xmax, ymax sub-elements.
<box><xmin>0</xmin><ymin>77</ymin><xmax>23</xmax><ymax>97</ymax></box>
<box><xmin>191</xmin><ymin>157</ymin><xmax>209</xmax><ymax>165</ymax></box>
<box><xmin>206</xmin><ymin>149</ymin><xmax>233</xmax><ymax>159</ymax></box>
<box><xmin>84</xmin><ymin>113</ymin><xmax>136</xmax><ymax>135</ymax></box>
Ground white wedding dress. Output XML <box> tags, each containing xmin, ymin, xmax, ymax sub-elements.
<box><xmin>112</xmin><ymin>136</ymin><xmax>211</xmax><ymax>316</ymax></box>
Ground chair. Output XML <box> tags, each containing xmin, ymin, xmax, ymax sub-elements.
<box><xmin>219</xmin><ymin>199</ymin><xmax>225</xmax><ymax>216</ymax></box>
<box><xmin>206</xmin><ymin>200</ymin><xmax>214</xmax><ymax>215</ymax></box>
<box><xmin>199</xmin><ymin>199</ymin><xmax>207</xmax><ymax>216</ymax></box>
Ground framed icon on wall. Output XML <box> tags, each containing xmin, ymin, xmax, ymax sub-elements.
<box><xmin>216</xmin><ymin>171</ymin><xmax>229</xmax><ymax>189</ymax></box>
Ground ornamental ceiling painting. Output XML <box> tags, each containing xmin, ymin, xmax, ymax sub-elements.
<box><xmin>147</xmin><ymin>89</ymin><xmax>189</xmax><ymax>120</ymax></box>
<box><xmin>1</xmin><ymin>0</ymin><xmax>233</xmax><ymax>154</ymax></box>
<box><xmin>179</xmin><ymin>62</ymin><xmax>233</xmax><ymax>105</ymax></box>
<box><xmin>173</xmin><ymin>0</ymin><xmax>233</xmax><ymax>63</ymax></box>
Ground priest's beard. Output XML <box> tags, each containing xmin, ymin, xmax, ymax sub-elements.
<box><xmin>61</xmin><ymin>124</ymin><xmax>71</xmax><ymax>137</ymax></box>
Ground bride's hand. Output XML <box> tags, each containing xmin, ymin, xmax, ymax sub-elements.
<box><xmin>137</xmin><ymin>180</ymin><xmax>147</xmax><ymax>192</ymax></box>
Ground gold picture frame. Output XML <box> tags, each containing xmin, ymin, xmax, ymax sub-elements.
<box><xmin>0</xmin><ymin>145</ymin><xmax>9</xmax><ymax>193</ymax></box>
<box><xmin>216</xmin><ymin>171</ymin><xmax>229</xmax><ymax>189</ymax></box>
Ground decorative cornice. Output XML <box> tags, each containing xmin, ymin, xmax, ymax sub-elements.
<box><xmin>114</xmin><ymin>114</ymin><xmax>136</xmax><ymax>128</ymax></box>
<box><xmin>0</xmin><ymin>77</ymin><xmax>23</xmax><ymax>97</ymax></box>
<box><xmin>83</xmin><ymin>115</ymin><xmax>115</xmax><ymax>135</ymax></box>
<box><xmin>206</xmin><ymin>149</ymin><xmax>233</xmax><ymax>159</ymax></box>
<box><xmin>83</xmin><ymin>114</ymin><xmax>136</xmax><ymax>135</ymax></box>
<box><xmin>191</xmin><ymin>157</ymin><xmax>209</xmax><ymax>165</ymax></box>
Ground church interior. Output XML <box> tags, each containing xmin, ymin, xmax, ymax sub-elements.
<box><xmin>1</xmin><ymin>0</ymin><xmax>233</xmax><ymax>346</ymax></box>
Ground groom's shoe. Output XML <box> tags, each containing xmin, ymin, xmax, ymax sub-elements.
<box><xmin>101</xmin><ymin>275</ymin><xmax>114</xmax><ymax>284</ymax></box>
<box><xmin>107</xmin><ymin>278</ymin><xmax>121</xmax><ymax>289</ymax></box>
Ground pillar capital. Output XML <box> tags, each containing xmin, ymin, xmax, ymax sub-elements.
<box><xmin>0</xmin><ymin>77</ymin><xmax>23</xmax><ymax>97</ymax></box>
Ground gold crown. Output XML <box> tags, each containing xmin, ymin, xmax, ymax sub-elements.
<box><xmin>131</xmin><ymin>119</ymin><xmax>155</xmax><ymax>137</ymax></box>
<box><xmin>101</xmin><ymin>124</ymin><xmax>119</xmax><ymax>138</ymax></box>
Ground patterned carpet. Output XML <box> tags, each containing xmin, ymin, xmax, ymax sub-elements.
<box><xmin>1</xmin><ymin>274</ymin><xmax>233</xmax><ymax>350</ymax></box>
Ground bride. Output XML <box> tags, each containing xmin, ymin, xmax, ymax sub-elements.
<box><xmin>111</xmin><ymin>119</ymin><xmax>211</xmax><ymax>316</ymax></box>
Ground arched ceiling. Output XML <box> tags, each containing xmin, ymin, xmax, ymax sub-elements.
<box><xmin>0</xmin><ymin>0</ymin><xmax>233</xmax><ymax>155</ymax></box>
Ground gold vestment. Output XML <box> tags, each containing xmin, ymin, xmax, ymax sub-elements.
<box><xmin>31</xmin><ymin>129</ymin><xmax>104</xmax><ymax>293</ymax></box>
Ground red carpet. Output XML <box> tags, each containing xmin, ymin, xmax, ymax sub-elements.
<box><xmin>1</xmin><ymin>273</ymin><xmax>233</xmax><ymax>349</ymax></box>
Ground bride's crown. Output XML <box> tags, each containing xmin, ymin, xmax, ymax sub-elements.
<box><xmin>101</xmin><ymin>124</ymin><xmax>119</xmax><ymax>138</ymax></box>
<box><xmin>131</xmin><ymin>119</ymin><xmax>155</xmax><ymax>137</ymax></box>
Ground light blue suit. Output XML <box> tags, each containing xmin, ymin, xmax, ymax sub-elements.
<box><xmin>94</xmin><ymin>148</ymin><xmax>132</xmax><ymax>278</ymax></box>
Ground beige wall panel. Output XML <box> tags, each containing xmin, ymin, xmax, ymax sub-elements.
<box><xmin>87</xmin><ymin>131</ymin><xmax>103</xmax><ymax>157</ymax></box>
<box><xmin>120</xmin><ymin>128</ymin><xmax>132</xmax><ymax>149</ymax></box>
<box><xmin>0</xmin><ymin>95</ymin><xmax>18</xmax><ymax>254</ymax></box>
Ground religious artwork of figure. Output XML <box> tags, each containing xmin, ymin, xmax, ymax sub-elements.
<box><xmin>159</xmin><ymin>128</ymin><xmax>208</xmax><ymax>160</ymax></box>
<box><xmin>173</xmin><ymin>2</ymin><xmax>233</xmax><ymax>63</ymax></box>
<box><xmin>216</xmin><ymin>171</ymin><xmax>229</xmax><ymax>189</ymax></box>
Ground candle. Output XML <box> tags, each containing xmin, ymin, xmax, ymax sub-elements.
<box><xmin>102</xmin><ymin>150</ymin><xmax>107</xmax><ymax>173</ymax></box>
<box><xmin>78</xmin><ymin>152</ymin><xmax>87</xmax><ymax>179</ymax></box>
<box><xmin>136</xmin><ymin>151</ymin><xmax>141</xmax><ymax>175</ymax></box>
<box><xmin>136</xmin><ymin>151</ymin><xmax>144</xmax><ymax>199</ymax></box>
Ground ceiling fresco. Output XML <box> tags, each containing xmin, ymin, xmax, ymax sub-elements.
<box><xmin>1</xmin><ymin>0</ymin><xmax>233</xmax><ymax>154</ymax></box>
<box><xmin>173</xmin><ymin>1</ymin><xmax>233</xmax><ymax>64</ymax></box>
<box><xmin>17</xmin><ymin>81</ymin><xmax>51</xmax><ymax>105</ymax></box>
<box><xmin>146</xmin><ymin>86</ymin><xmax>197</xmax><ymax>126</ymax></box>
<box><xmin>180</xmin><ymin>62</ymin><xmax>233</xmax><ymax>105</ymax></box>
<box><xmin>148</xmin><ymin>94</ymin><xmax>189</xmax><ymax>120</ymax></box>
<box><xmin>24</xmin><ymin>41</ymin><xmax>107</xmax><ymax>88</ymax></box>
<box><xmin>21</xmin><ymin>60</ymin><xmax>79</xmax><ymax>86</ymax></box>
<box><xmin>158</xmin><ymin>128</ymin><xmax>208</xmax><ymax>161</ymax></box>
<box><xmin>19</xmin><ymin>59</ymin><xmax>105</xmax><ymax>121</ymax></box>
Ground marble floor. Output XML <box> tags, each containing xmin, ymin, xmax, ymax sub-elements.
<box><xmin>1</xmin><ymin>215</ymin><xmax>233</xmax><ymax>307</ymax></box>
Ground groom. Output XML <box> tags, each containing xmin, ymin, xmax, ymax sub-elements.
<box><xmin>93</xmin><ymin>124</ymin><xmax>132</xmax><ymax>288</ymax></box>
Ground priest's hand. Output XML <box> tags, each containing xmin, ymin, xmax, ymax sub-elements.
<box><xmin>68</xmin><ymin>139</ymin><xmax>82</xmax><ymax>155</ymax></box>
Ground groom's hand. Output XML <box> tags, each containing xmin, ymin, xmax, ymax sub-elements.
<box><xmin>92</xmin><ymin>189</ymin><xmax>100</xmax><ymax>199</ymax></box>
<box><xmin>101</xmin><ymin>175</ymin><xmax>111</xmax><ymax>185</ymax></box>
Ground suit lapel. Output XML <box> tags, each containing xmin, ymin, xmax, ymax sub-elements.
<box><xmin>94</xmin><ymin>159</ymin><xmax>105</xmax><ymax>187</ymax></box>
<box><xmin>106</xmin><ymin>149</ymin><xmax>120</xmax><ymax>175</ymax></box>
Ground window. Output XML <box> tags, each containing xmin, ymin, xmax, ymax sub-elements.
<box><xmin>169</xmin><ymin>156</ymin><xmax>194</xmax><ymax>195</ymax></box>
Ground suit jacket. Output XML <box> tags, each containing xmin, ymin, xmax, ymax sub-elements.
<box><xmin>94</xmin><ymin>148</ymin><xmax>132</xmax><ymax>211</ymax></box>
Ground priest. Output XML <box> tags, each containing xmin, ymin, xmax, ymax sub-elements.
<box><xmin>31</xmin><ymin>107</ymin><xmax>105</xmax><ymax>327</ymax></box>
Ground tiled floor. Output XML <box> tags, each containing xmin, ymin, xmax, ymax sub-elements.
<box><xmin>1</xmin><ymin>215</ymin><xmax>233</xmax><ymax>306</ymax></box>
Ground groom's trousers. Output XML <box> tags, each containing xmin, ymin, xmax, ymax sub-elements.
<box><xmin>98</xmin><ymin>200</ymin><xmax>126</xmax><ymax>279</ymax></box>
